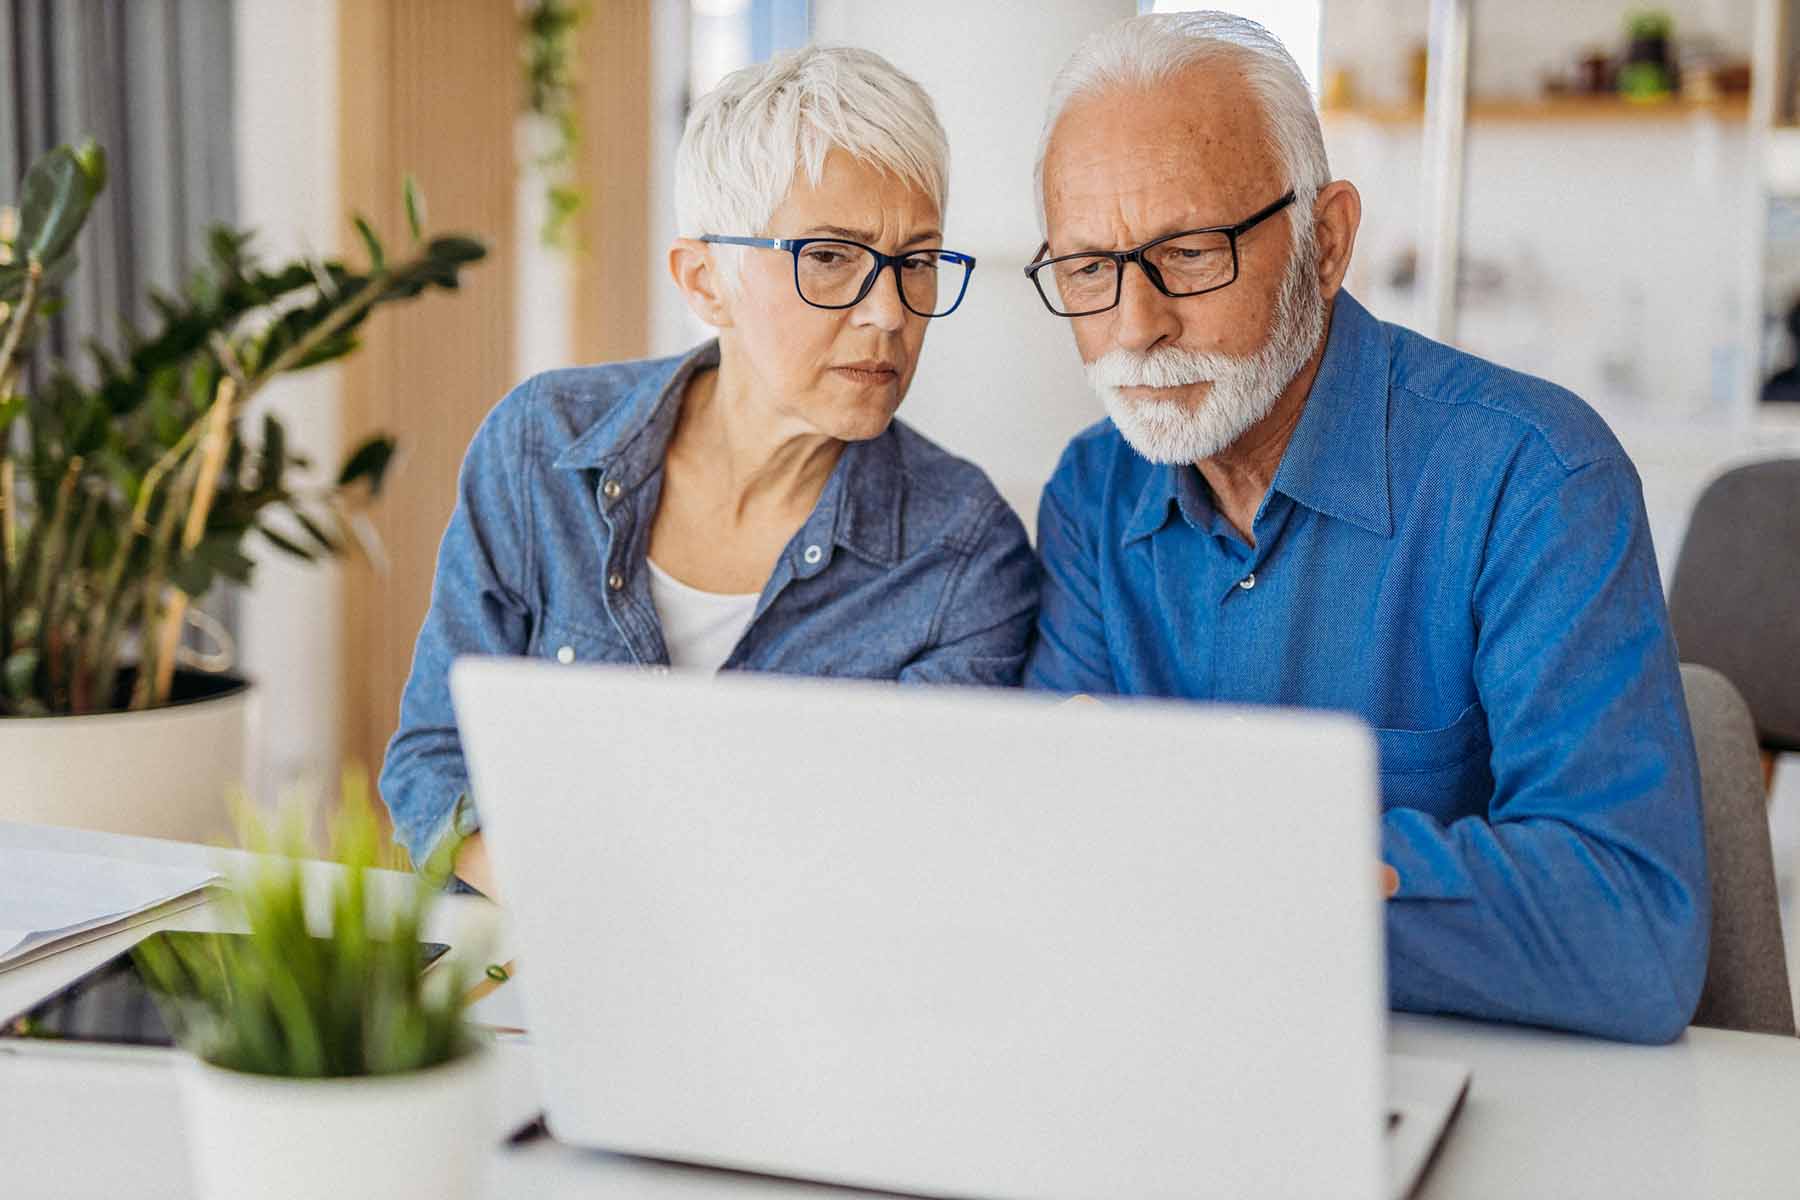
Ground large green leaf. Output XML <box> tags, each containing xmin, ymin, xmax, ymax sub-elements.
<box><xmin>258</xmin><ymin>522</ymin><xmax>316</xmax><ymax>562</ymax></box>
<box><xmin>16</xmin><ymin>141</ymin><xmax>105</xmax><ymax>266</ymax></box>
<box><xmin>353</xmin><ymin>215</ymin><xmax>384</xmax><ymax>272</ymax></box>
<box><xmin>170</xmin><ymin>533</ymin><xmax>257</xmax><ymax>598</ymax></box>
<box><xmin>292</xmin><ymin>509</ymin><xmax>342</xmax><ymax>554</ymax></box>
<box><xmin>0</xmin><ymin>248</ymin><xmax>79</xmax><ymax>304</ymax></box>
<box><xmin>3</xmin><ymin>649</ymin><xmax>41</xmax><ymax>700</ymax></box>
<box><xmin>424</xmin><ymin>235</ymin><xmax>487</xmax><ymax>265</ymax></box>
<box><xmin>402</xmin><ymin>175</ymin><xmax>425</xmax><ymax>242</ymax></box>
<box><xmin>257</xmin><ymin>413</ymin><xmax>287</xmax><ymax>494</ymax></box>
<box><xmin>336</xmin><ymin>435</ymin><xmax>395</xmax><ymax>496</ymax></box>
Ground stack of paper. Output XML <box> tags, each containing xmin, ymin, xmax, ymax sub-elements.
<box><xmin>0</xmin><ymin>847</ymin><xmax>220</xmax><ymax>972</ymax></box>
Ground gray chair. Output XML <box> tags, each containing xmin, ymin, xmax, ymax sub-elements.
<box><xmin>1682</xmin><ymin>663</ymin><xmax>1796</xmax><ymax>1036</ymax></box>
<box><xmin>1668</xmin><ymin>459</ymin><xmax>1800</xmax><ymax>759</ymax></box>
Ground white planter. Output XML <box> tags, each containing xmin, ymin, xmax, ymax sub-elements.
<box><xmin>0</xmin><ymin>674</ymin><xmax>256</xmax><ymax>842</ymax></box>
<box><xmin>178</xmin><ymin>1047</ymin><xmax>494</xmax><ymax>1200</ymax></box>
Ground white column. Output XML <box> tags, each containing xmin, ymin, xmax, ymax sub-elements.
<box><xmin>810</xmin><ymin>0</ymin><xmax>1136</xmax><ymax>532</ymax></box>
<box><xmin>231</xmin><ymin>0</ymin><xmax>344</xmax><ymax>803</ymax></box>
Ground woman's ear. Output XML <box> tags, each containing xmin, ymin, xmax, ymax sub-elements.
<box><xmin>669</xmin><ymin>239</ymin><xmax>733</xmax><ymax>329</ymax></box>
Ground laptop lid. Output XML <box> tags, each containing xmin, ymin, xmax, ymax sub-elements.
<box><xmin>453</xmin><ymin>660</ymin><xmax>1387</xmax><ymax>1200</ymax></box>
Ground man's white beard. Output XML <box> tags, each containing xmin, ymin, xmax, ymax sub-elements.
<box><xmin>1084</xmin><ymin>240</ymin><xmax>1326</xmax><ymax>465</ymax></box>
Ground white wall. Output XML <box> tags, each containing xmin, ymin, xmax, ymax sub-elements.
<box><xmin>1329</xmin><ymin>117</ymin><xmax>1754</xmax><ymax>429</ymax></box>
<box><xmin>232</xmin><ymin>0</ymin><xmax>343</xmax><ymax>802</ymax></box>
<box><xmin>649</xmin><ymin>0</ymin><xmax>707</xmax><ymax>358</ymax></box>
<box><xmin>810</xmin><ymin>0</ymin><xmax>1136</xmax><ymax>530</ymax></box>
<box><xmin>1315</xmin><ymin>0</ymin><xmax>1779</xmax><ymax>577</ymax></box>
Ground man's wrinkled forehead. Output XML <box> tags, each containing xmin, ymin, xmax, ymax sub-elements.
<box><xmin>1040</xmin><ymin>66</ymin><xmax>1280</xmax><ymax>248</ymax></box>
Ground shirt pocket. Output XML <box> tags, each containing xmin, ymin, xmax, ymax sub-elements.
<box><xmin>1372</xmin><ymin>702</ymin><xmax>1493</xmax><ymax>820</ymax></box>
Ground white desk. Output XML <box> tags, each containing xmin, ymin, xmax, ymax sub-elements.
<box><xmin>5</xmin><ymin>821</ymin><xmax>1799</xmax><ymax>1199</ymax></box>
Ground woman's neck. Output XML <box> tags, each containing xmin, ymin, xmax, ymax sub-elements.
<box><xmin>669</xmin><ymin>360</ymin><xmax>845</xmax><ymax>522</ymax></box>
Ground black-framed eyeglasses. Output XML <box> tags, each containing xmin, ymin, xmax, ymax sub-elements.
<box><xmin>1023</xmin><ymin>190</ymin><xmax>1297</xmax><ymax>318</ymax></box>
<box><xmin>700</xmin><ymin>235</ymin><xmax>976</xmax><ymax>318</ymax></box>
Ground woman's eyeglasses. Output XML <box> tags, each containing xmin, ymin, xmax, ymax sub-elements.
<box><xmin>700</xmin><ymin>235</ymin><xmax>976</xmax><ymax>318</ymax></box>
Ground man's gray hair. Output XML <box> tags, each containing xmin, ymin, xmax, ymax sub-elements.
<box><xmin>676</xmin><ymin>44</ymin><xmax>949</xmax><ymax>277</ymax></box>
<box><xmin>1034</xmin><ymin>12</ymin><xmax>1330</xmax><ymax>240</ymax></box>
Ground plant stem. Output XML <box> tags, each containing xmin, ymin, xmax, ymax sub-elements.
<box><xmin>41</xmin><ymin>482</ymin><xmax>97</xmax><ymax>709</ymax></box>
<box><xmin>131</xmin><ymin>455</ymin><xmax>198</xmax><ymax>710</ymax></box>
<box><xmin>80</xmin><ymin>413</ymin><xmax>208</xmax><ymax>700</ymax></box>
<box><xmin>0</xmin><ymin>262</ymin><xmax>41</xmax><ymax>395</ymax></box>
<box><xmin>0</xmin><ymin>459</ymin><xmax>13</xmax><ymax>669</ymax></box>
<box><xmin>0</xmin><ymin>267</ymin><xmax>42</xmax><ymax>665</ymax></box>
<box><xmin>29</xmin><ymin>459</ymin><xmax>81</xmax><ymax>704</ymax></box>
<box><xmin>240</xmin><ymin>264</ymin><xmax>398</xmax><ymax>405</ymax></box>
<box><xmin>152</xmin><ymin>376</ymin><xmax>237</xmax><ymax>702</ymax></box>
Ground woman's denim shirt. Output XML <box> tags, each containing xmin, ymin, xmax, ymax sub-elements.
<box><xmin>380</xmin><ymin>341</ymin><xmax>1040</xmax><ymax>865</ymax></box>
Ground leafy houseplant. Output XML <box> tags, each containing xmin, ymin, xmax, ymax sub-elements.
<box><xmin>521</xmin><ymin>0</ymin><xmax>585</xmax><ymax>248</ymax></box>
<box><xmin>0</xmin><ymin>140</ymin><xmax>487</xmax><ymax>718</ymax></box>
<box><xmin>135</xmin><ymin>773</ymin><xmax>475</xmax><ymax>1076</ymax></box>
<box><xmin>135</xmin><ymin>776</ymin><xmax>492</xmax><ymax>1199</ymax></box>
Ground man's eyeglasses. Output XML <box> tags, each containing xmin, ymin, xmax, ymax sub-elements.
<box><xmin>1023</xmin><ymin>191</ymin><xmax>1297</xmax><ymax>318</ymax></box>
<box><xmin>700</xmin><ymin>235</ymin><xmax>976</xmax><ymax>318</ymax></box>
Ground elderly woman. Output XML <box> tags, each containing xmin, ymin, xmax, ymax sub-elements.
<box><xmin>380</xmin><ymin>46</ymin><xmax>1038</xmax><ymax>893</ymax></box>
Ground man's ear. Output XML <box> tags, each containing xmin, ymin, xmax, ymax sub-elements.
<box><xmin>669</xmin><ymin>238</ymin><xmax>734</xmax><ymax>328</ymax></box>
<box><xmin>1310</xmin><ymin>180</ymin><xmax>1362</xmax><ymax>303</ymax></box>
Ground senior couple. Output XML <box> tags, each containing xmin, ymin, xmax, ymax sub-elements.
<box><xmin>382</xmin><ymin>14</ymin><xmax>1709</xmax><ymax>1046</ymax></box>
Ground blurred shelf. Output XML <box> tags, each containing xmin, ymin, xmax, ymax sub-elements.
<box><xmin>1322</xmin><ymin>95</ymin><xmax>1751</xmax><ymax>128</ymax></box>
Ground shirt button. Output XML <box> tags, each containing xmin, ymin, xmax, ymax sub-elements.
<box><xmin>555</xmin><ymin>645</ymin><xmax>575</xmax><ymax>665</ymax></box>
<box><xmin>1238</xmin><ymin>573</ymin><xmax>1256</xmax><ymax>590</ymax></box>
<box><xmin>607</xmin><ymin>572</ymin><xmax>625</xmax><ymax>591</ymax></box>
<box><xmin>601</xmin><ymin>479</ymin><xmax>622</xmax><ymax>501</ymax></box>
<box><xmin>802</xmin><ymin>544</ymin><xmax>824</xmax><ymax>566</ymax></box>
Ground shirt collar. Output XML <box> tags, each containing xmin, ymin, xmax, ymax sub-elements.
<box><xmin>1267</xmin><ymin>290</ymin><xmax>1394</xmax><ymax>538</ymax></box>
<box><xmin>552</xmin><ymin>340</ymin><xmax>715</xmax><ymax>484</ymax></box>
<box><xmin>554</xmin><ymin>338</ymin><xmax>904</xmax><ymax>571</ymax></box>
<box><xmin>1120</xmin><ymin>288</ymin><xmax>1394</xmax><ymax>547</ymax></box>
<box><xmin>792</xmin><ymin>428</ymin><xmax>905</xmax><ymax>577</ymax></box>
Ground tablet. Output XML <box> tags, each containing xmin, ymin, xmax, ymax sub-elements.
<box><xmin>0</xmin><ymin>931</ymin><xmax>450</xmax><ymax>1048</ymax></box>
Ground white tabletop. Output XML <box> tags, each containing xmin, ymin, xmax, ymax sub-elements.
<box><xmin>4</xmin><ymin>821</ymin><xmax>1799</xmax><ymax>1199</ymax></box>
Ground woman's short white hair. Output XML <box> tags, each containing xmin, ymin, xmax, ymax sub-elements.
<box><xmin>676</xmin><ymin>44</ymin><xmax>949</xmax><ymax>270</ymax></box>
<box><xmin>1035</xmin><ymin>12</ymin><xmax>1329</xmax><ymax>242</ymax></box>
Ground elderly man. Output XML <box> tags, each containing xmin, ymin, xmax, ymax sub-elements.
<box><xmin>1024</xmin><ymin>12</ymin><xmax>1707</xmax><ymax>1043</ymax></box>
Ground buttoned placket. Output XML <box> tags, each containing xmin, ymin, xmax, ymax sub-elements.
<box><xmin>592</xmin><ymin>465</ymin><xmax>671</xmax><ymax>667</ymax></box>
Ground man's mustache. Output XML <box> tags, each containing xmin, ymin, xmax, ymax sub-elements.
<box><xmin>1085</xmin><ymin>346</ymin><xmax>1240</xmax><ymax>392</ymax></box>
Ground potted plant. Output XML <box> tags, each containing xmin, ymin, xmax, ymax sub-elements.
<box><xmin>0</xmin><ymin>141</ymin><xmax>486</xmax><ymax>839</ymax></box>
<box><xmin>135</xmin><ymin>775</ymin><xmax>491</xmax><ymax>1200</ymax></box>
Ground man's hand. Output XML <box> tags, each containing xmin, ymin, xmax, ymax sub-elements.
<box><xmin>453</xmin><ymin>831</ymin><xmax>498</xmax><ymax>899</ymax></box>
<box><xmin>1381</xmin><ymin>863</ymin><xmax>1399</xmax><ymax>899</ymax></box>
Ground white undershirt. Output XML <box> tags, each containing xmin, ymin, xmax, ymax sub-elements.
<box><xmin>646</xmin><ymin>559</ymin><xmax>760</xmax><ymax>672</ymax></box>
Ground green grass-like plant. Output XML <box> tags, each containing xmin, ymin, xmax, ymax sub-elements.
<box><xmin>134</xmin><ymin>772</ymin><xmax>478</xmax><ymax>1078</ymax></box>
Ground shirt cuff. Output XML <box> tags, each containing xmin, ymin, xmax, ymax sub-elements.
<box><xmin>452</xmin><ymin>792</ymin><xmax>482</xmax><ymax>839</ymax></box>
<box><xmin>1381</xmin><ymin>807</ymin><xmax>1476</xmax><ymax>901</ymax></box>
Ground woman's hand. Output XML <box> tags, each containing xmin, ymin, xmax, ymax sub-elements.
<box><xmin>453</xmin><ymin>831</ymin><xmax>498</xmax><ymax>899</ymax></box>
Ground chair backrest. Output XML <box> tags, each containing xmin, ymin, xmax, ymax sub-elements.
<box><xmin>1682</xmin><ymin>663</ymin><xmax>1796</xmax><ymax>1036</ymax></box>
<box><xmin>1668</xmin><ymin>459</ymin><xmax>1800</xmax><ymax>753</ymax></box>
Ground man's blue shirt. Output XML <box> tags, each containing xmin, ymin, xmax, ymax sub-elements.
<box><xmin>1026</xmin><ymin>290</ymin><xmax>1709</xmax><ymax>1043</ymax></box>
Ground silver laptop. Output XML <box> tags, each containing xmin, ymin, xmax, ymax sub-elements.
<box><xmin>452</xmin><ymin>660</ymin><xmax>1467</xmax><ymax>1200</ymax></box>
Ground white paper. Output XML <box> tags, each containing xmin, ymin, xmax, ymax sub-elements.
<box><xmin>0</xmin><ymin>847</ymin><xmax>220</xmax><ymax>966</ymax></box>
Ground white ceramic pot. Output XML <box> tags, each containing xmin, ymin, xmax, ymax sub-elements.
<box><xmin>0</xmin><ymin>672</ymin><xmax>256</xmax><ymax>842</ymax></box>
<box><xmin>178</xmin><ymin>1047</ymin><xmax>494</xmax><ymax>1200</ymax></box>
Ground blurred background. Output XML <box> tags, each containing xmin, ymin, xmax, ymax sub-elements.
<box><xmin>4</xmin><ymin>0</ymin><xmax>1798</xmax><ymax>992</ymax></box>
